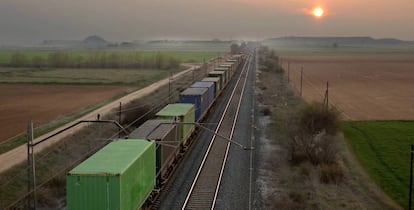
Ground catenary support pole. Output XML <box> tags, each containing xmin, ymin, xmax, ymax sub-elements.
<box><xmin>409</xmin><ymin>144</ymin><xmax>413</xmax><ymax>210</ymax></box>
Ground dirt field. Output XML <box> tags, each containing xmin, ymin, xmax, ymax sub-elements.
<box><xmin>0</xmin><ymin>84</ymin><xmax>130</xmax><ymax>142</ymax></box>
<box><xmin>256</xmin><ymin>66</ymin><xmax>400</xmax><ymax>209</ymax></box>
<box><xmin>283</xmin><ymin>55</ymin><xmax>414</xmax><ymax>120</ymax></box>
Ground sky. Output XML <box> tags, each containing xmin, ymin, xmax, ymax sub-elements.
<box><xmin>0</xmin><ymin>0</ymin><xmax>413</xmax><ymax>44</ymax></box>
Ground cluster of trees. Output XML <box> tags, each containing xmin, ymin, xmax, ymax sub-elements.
<box><xmin>7</xmin><ymin>52</ymin><xmax>181</xmax><ymax>70</ymax></box>
<box><xmin>258</xmin><ymin>46</ymin><xmax>283</xmax><ymax>73</ymax></box>
<box><xmin>230</xmin><ymin>42</ymin><xmax>247</xmax><ymax>54</ymax></box>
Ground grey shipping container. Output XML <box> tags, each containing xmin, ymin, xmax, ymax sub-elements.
<box><xmin>129</xmin><ymin>119</ymin><xmax>179</xmax><ymax>182</ymax></box>
<box><xmin>179</xmin><ymin>87</ymin><xmax>209</xmax><ymax>121</ymax></box>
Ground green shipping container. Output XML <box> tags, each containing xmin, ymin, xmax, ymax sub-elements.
<box><xmin>66</xmin><ymin>140</ymin><xmax>156</xmax><ymax>210</ymax></box>
<box><xmin>156</xmin><ymin>103</ymin><xmax>195</xmax><ymax>144</ymax></box>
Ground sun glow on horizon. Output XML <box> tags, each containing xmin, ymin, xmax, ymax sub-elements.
<box><xmin>312</xmin><ymin>7</ymin><xmax>324</xmax><ymax>18</ymax></box>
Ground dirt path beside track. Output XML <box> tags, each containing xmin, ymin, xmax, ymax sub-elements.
<box><xmin>0</xmin><ymin>65</ymin><xmax>200</xmax><ymax>173</ymax></box>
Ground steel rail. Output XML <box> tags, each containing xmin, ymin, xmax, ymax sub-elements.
<box><xmin>212</xmin><ymin>53</ymin><xmax>252</xmax><ymax>209</ymax></box>
<box><xmin>181</xmin><ymin>54</ymin><xmax>251</xmax><ymax>209</ymax></box>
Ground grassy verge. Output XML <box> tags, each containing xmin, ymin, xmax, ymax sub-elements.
<box><xmin>343</xmin><ymin>120</ymin><xmax>414</xmax><ymax>209</ymax></box>
<box><xmin>0</xmin><ymin>68</ymin><xmax>174</xmax><ymax>85</ymax></box>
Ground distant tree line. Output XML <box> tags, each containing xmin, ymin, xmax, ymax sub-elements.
<box><xmin>6</xmin><ymin>52</ymin><xmax>181</xmax><ymax>70</ymax></box>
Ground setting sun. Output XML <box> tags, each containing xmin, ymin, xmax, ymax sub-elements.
<box><xmin>312</xmin><ymin>7</ymin><xmax>324</xmax><ymax>18</ymax></box>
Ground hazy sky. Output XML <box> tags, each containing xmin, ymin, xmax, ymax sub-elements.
<box><xmin>0</xmin><ymin>0</ymin><xmax>413</xmax><ymax>43</ymax></box>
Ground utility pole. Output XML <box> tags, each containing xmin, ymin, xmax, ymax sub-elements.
<box><xmin>168</xmin><ymin>70</ymin><xmax>173</xmax><ymax>103</ymax></box>
<box><xmin>27</xmin><ymin>120</ymin><xmax>36</xmax><ymax>210</ymax></box>
<box><xmin>192</xmin><ymin>68</ymin><xmax>195</xmax><ymax>82</ymax></box>
<box><xmin>410</xmin><ymin>144</ymin><xmax>414</xmax><ymax>210</ymax></box>
<box><xmin>323</xmin><ymin>82</ymin><xmax>329</xmax><ymax>109</ymax></box>
<box><xmin>300</xmin><ymin>66</ymin><xmax>303</xmax><ymax>96</ymax></box>
<box><xmin>203</xmin><ymin>58</ymin><xmax>207</xmax><ymax>76</ymax></box>
<box><xmin>287</xmin><ymin>62</ymin><xmax>290</xmax><ymax>83</ymax></box>
<box><xmin>118</xmin><ymin>102</ymin><xmax>122</xmax><ymax>138</ymax></box>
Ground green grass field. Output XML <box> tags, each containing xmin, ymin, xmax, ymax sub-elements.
<box><xmin>342</xmin><ymin>121</ymin><xmax>414</xmax><ymax>209</ymax></box>
<box><xmin>0</xmin><ymin>50</ymin><xmax>218</xmax><ymax>65</ymax></box>
<box><xmin>0</xmin><ymin>68</ymin><xmax>174</xmax><ymax>85</ymax></box>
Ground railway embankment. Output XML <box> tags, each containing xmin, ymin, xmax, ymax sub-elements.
<box><xmin>256</xmin><ymin>47</ymin><xmax>400</xmax><ymax>209</ymax></box>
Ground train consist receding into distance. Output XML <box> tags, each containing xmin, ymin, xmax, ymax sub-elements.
<box><xmin>66</xmin><ymin>54</ymin><xmax>244</xmax><ymax>210</ymax></box>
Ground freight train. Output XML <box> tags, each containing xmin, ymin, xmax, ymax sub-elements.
<box><xmin>66</xmin><ymin>54</ymin><xmax>244</xmax><ymax>210</ymax></box>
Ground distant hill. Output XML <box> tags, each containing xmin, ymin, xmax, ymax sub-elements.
<box><xmin>81</xmin><ymin>35</ymin><xmax>108</xmax><ymax>47</ymax></box>
<box><xmin>264</xmin><ymin>36</ymin><xmax>414</xmax><ymax>46</ymax></box>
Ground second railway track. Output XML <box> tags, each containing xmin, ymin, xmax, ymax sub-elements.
<box><xmin>182</xmin><ymin>53</ymin><xmax>253</xmax><ymax>210</ymax></box>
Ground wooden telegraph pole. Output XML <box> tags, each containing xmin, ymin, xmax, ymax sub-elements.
<box><xmin>323</xmin><ymin>82</ymin><xmax>329</xmax><ymax>109</ymax></box>
<box><xmin>168</xmin><ymin>70</ymin><xmax>173</xmax><ymax>103</ymax></box>
<box><xmin>118</xmin><ymin>102</ymin><xmax>122</xmax><ymax>138</ymax></box>
<box><xmin>287</xmin><ymin>62</ymin><xmax>290</xmax><ymax>83</ymax></box>
<box><xmin>300</xmin><ymin>66</ymin><xmax>303</xmax><ymax>96</ymax></box>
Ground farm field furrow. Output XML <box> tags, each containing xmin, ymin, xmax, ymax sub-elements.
<box><xmin>284</xmin><ymin>55</ymin><xmax>414</xmax><ymax>120</ymax></box>
<box><xmin>0</xmin><ymin>84</ymin><xmax>130</xmax><ymax>142</ymax></box>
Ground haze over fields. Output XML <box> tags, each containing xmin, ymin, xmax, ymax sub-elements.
<box><xmin>0</xmin><ymin>0</ymin><xmax>413</xmax><ymax>44</ymax></box>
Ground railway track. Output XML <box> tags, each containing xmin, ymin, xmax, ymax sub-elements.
<box><xmin>181</xmin><ymin>54</ymin><xmax>253</xmax><ymax>209</ymax></box>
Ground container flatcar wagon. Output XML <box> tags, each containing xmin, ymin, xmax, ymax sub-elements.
<box><xmin>226</xmin><ymin>60</ymin><xmax>239</xmax><ymax>73</ymax></box>
<box><xmin>227</xmin><ymin>59</ymin><xmax>238</xmax><ymax>64</ymax></box>
<box><xmin>65</xmin><ymin>54</ymin><xmax>246</xmax><ymax>210</ymax></box>
<box><xmin>191</xmin><ymin>81</ymin><xmax>216</xmax><ymax>101</ymax></box>
<box><xmin>202</xmin><ymin>77</ymin><xmax>221</xmax><ymax>96</ymax></box>
<box><xmin>208</xmin><ymin>71</ymin><xmax>226</xmax><ymax>86</ymax></box>
<box><xmin>179</xmin><ymin>87</ymin><xmax>210</xmax><ymax>121</ymax></box>
<box><xmin>66</xmin><ymin>140</ymin><xmax>156</xmax><ymax>210</ymax></box>
<box><xmin>156</xmin><ymin>103</ymin><xmax>195</xmax><ymax>145</ymax></box>
<box><xmin>129</xmin><ymin>119</ymin><xmax>179</xmax><ymax>184</ymax></box>
<box><xmin>232</xmin><ymin>54</ymin><xmax>243</xmax><ymax>63</ymax></box>
<box><xmin>215</xmin><ymin>67</ymin><xmax>231</xmax><ymax>81</ymax></box>
<box><xmin>219</xmin><ymin>64</ymin><xmax>234</xmax><ymax>75</ymax></box>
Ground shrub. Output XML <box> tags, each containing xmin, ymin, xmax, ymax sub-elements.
<box><xmin>261</xmin><ymin>107</ymin><xmax>272</xmax><ymax>116</ymax></box>
<box><xmin>319</xmin><ymin>163</ymin><xmax>345</xmax><ymax>184</ymax></box>
<box><xmin>289</xmin><ymin>191</ymin><xmax>305</xmax><ymax>203</ymax></box>
<box><xmin>298</xmin><ymin>102</ymin><xmax>341</xmax><ymax>135</ymax></box>
<box><xmin>299</xmin><ymin>162</ymin><xmax>311</xmax><ymax>176</ymax></box>
<box><xmin>288</xmin><ymin>102</ymin><xmax>342</xmax><ymax>165</ymax></box>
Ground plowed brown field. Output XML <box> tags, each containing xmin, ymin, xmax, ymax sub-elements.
<box><xmin>0</xmin><ymin>84</ymin><xmax>129</xmax><ymax>142</ymax></box>
<box><xmin>284</xmin><ymin>55</ymin><xmax>414</xmax><ymax>120</ymax></box>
